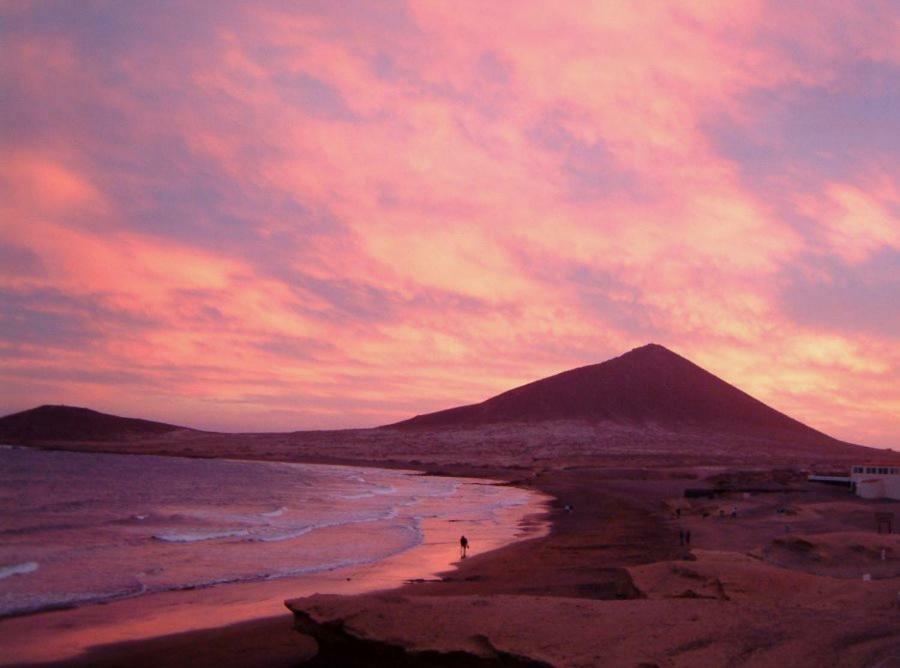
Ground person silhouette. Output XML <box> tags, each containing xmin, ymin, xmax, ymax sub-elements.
<box><xmin>460</xmin><ymin>535</ymin><xmax>469</xmax><ymax>558</ymax></box>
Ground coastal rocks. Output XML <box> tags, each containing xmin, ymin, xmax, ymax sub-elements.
<box><xmin>285</xmin><ymin>590</ymin><xmax>900</xmax><ymax>667</ymax></box>
<box><xmin>286</xmin><ymin>594</ymin><xmax>551</xmax><ymax>666</ymax></box>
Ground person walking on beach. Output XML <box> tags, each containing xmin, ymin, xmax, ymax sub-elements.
<box><xmin>460</xmin><ymin>535</ymin><xmax>469</xmax><ymax>558</ymax></box>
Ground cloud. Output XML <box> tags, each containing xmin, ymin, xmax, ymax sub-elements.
<box><xmin>1</xmin><ymin>1</ymin><xmax>898</xmax><ymax>447</ymax></box>
<box><xmin>782</xmin><ymin>249</ymin><xmax>900</xmax><ymax>339</ymax></box>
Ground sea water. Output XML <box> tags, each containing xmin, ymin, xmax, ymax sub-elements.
<box><xmin>0</xmin><ymin>446</ymin><xmax>535</xmax><ymax>617</ymax></box>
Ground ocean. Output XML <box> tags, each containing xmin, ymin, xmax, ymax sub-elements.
<box><xmin>0</xmin><ymin>446</ymin><xmax>538</xmax><ymax>618</ymax></box>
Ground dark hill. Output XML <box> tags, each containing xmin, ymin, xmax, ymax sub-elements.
<box><xmin>0</xmin><ymin>405</ymin><xmax>189</xmax><ymax>443</ymax></box>
<box><xmin>387</xmin><ymin>344</ymin><xmax>842</xmax><ymax>444</ymax></box>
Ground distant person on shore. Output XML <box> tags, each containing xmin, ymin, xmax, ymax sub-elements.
<box><xmin>685</xmin><ymin>529</ymin><xmax>691</xmax><ymax>545</ymax></box>
<box><xmin>460</xmin><ymin>535</ymin><xmax>469</xmax><ymax>558</ymax></box>
<box><xmin>679</xmin><ymin>529</ymin><xmax>685</xmax><ymax>546</ymax></box>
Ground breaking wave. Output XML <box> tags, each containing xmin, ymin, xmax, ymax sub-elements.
<box><xmin>0</xmin><ymin>562</ymin><xmax>38</xmax><ymax>580</ymax></box>
<box><xmin>153</xmin><ymin>529</ymin><xmax>250</xmax><ymax>543</ymax></box>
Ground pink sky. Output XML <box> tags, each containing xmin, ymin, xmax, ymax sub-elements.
<box><xmin>1</xmin><ymin>2</ymin><xmax>898</xmax><ymax>446</ymax></box>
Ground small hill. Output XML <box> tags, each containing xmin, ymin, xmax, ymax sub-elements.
<box><xmin>0</xmin><ymin>405</ymin><xmax>189</xmax><ymax>443</ymax></box>
<box><xmin>387</xmin><ymin>344</ymin><xmax>845</xmax><ymax>445</ymax></box>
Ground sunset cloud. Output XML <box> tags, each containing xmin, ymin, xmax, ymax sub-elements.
<box><xmin>2</xmin><ymin>1</ymin><xmax>898</xmax><ymax>446</ymax></box>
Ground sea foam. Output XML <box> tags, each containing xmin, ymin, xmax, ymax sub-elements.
<box><xmin>153</xmin><ymin>529</ymin><xmax>250</xmax><ymax>543</ymax></box>
<box><xmin>261</xmin><ymin>506</ymin><xmax>287</xmax><ymax>517</ymax></box>
<box><xmin>0</xmin><ymin>562</ymin><xmax>38</xmax><ymax>580</ymax></box>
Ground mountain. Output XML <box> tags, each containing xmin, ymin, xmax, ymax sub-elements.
<box><xmin>387</xmin><ymin>344</ymin><xmax>842</xmax><ymax>444</ymax></box>
<box><xmin>0</xmin><ymin>405</ymin><xmax>189</xmax><ymax>443</ymax></box>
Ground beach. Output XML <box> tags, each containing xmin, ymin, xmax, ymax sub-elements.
<box><xmin>3</xmin><ymin>413</ymin><xmax>900</xmax><ymax>667</ymax></box>
<box><xmin>1</xmin><ymin>436</ymin><xmax>900</xmax><ymax>666</ymax></box>
<box><xmin>8</xmin><ymin>452</ymin><xmax>900</xmax><ymax>667</ymax></box>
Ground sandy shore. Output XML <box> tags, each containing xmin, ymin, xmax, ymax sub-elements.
<box><xmin>284</xmin><ymin>468</ymin><xmax>900</xmax><ymax>667</ymax></box>
<box><xmin>6</xmin><ymin>449</ymin><xmax>900</xmax><ymax>667</ymax></box>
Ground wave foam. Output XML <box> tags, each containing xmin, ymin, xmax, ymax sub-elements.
<box><xmin>0</xmin><ymin>562</ymin><xmax>38</xmax><ymax>580</ymax></box>
<box><xmin>261</xmin><ymin>506</ymin><xmax>287</xmax><ymax>517</ymax></box>
<box><xmin>248</xmin><ymin>527</ymin><xmax>313</xmax><ymax>542</ymax></box>
<box><xmin>0</xmin><ymin>581</ymin><xmax>146</xmax><ymax>618</ymax></box>
<box><xmin>246</xmin><ymin>507</ymin><xmax>401</xmax><ymax>543</ymax></box>
<box><xmin>153</xmin><ymin>529</ymin><xmax>249</xmax><ymax>543</ymax></box>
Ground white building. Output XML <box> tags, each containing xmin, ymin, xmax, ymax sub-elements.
<box><xmin>850</xmin><ymin>464</ymin><xmax>900</xmax><ymax>500</ymax></box>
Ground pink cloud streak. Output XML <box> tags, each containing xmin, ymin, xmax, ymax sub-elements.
<box><xmin>1</xmin><ymin>2</ymin><xmax>898</xmax><ymax>446</ymax></box>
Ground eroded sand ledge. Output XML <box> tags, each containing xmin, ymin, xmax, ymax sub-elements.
<box><xmin>290</xmin><ymin>597</ymin><xmax>553</xmax><ymax>666</ymax></box>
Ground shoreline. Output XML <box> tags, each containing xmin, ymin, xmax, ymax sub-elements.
<box><xmin>21</xmin><ymin>464</ymin><xmax>681</xmax><ymax>667</ymax></box>
<box><xmin>8</xmin><ymin>444</ymin><xmax>898</xmax><ymax>666</ymax></box>
<box><xmin>0</xmin><ymin>456</ymin><xmax>553</xmax><ymax>667</ymax></box>
<box><xmin>283</xmin><ymin>470</ymin><xmax>900</xmax><ymax>667</ymax></box>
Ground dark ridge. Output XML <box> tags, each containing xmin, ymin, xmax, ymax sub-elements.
<box><xmin>385</xmin><ymin>343</ymin><xmax>843</xmax><ymax>444</ymax></box>
<box><xmin>0</xmin><ymin>405</ymin><xmax>189</xmax><ymax>443</ymax></box>
<box><xmin>290</xmin><ymin>606</ymin><xmax>553</xmax><ymax>668</ymax></box>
